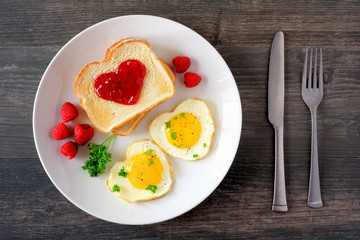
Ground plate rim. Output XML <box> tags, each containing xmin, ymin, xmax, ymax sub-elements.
<box><xmin>32</xmin><ymin>14</ymin><xmax>242</xmax><ymax>225</ymax></box>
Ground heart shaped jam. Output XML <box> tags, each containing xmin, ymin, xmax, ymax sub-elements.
<box><xmin>94</xmin><ymin>60</ymin><xmax>146</xmax><ymax>105</ymax></box>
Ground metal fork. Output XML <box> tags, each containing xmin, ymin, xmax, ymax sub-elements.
<box><xmin>301</xmin><ymin>48</ymin><xmax>323</xmax><ymax>208</ymax></box>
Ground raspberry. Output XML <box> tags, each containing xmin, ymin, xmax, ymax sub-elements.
<box><xmin>61</xmin><ymin>102</ymin><xmax>78</xmax><ymax>123</ymax></box>
<box><xmin>74</xmin><ymin>124</ymin><xmax>94</xmax><ymax>145</ymax></box>
<box><xmin>172</xmin><ymin>56</ymin><xmax>191</xmax><ymax>73</ymax></box>
<box><xmin>184</xmin><ymin>72</ymin><xmax>202</xmax><ymax>88</ymax></box>
<box><xmin>60</xmin><ymin>141</ymin><xmax>78</xmax><ymax>159</ymax></box>
<box><xmin>52</xmin><ymin>122</ymin><xmax>72</xmax><ymax>140</ymax></box>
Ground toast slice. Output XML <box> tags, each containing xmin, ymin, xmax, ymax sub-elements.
<box><xmin>108</xmin><ymin>39</ymin><xmax>176</xmax><ymax>136</ymax></box>
<box><xmin>74</xmin><ymin>39</ymin><xmax>176</xmax><ymax>134</ymax></box>
<box><xmin>111</xmin><ymin>58</ymin><xmax>176</xmax><ymax>136</ymax></box>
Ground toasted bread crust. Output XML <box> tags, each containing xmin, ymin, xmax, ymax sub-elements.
<box><xmin>111</xmin><ymin>110</ymin><xmax>149</xmax><ymax>136</ymax></box>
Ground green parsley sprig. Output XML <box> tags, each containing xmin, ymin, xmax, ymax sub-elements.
<box><xmin>112</xmin><ymin>184</ymin><xmax>120</xmax><ymax>192</ymax></box>
<box><xmin>146</xmin><ymin>184</ymin><xmax>158</xmax><ymax>193</ymax></box>
<box><xmin>170</xmin><ymin>131</ymin><xmax>177</xmax><ymax>140</ymax></box>
<box><xmin>82</xmin><ymin>133</ymin><xmax>115</xmax><ymax>177</ymax></box>
<box><xmin>118</xmin><ymin>167</ymin><xmax>128</xmax><ymax>177</ymax></box>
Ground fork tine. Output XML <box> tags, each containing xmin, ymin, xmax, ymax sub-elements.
<box><xmin>319</xmin><ymin>48</ymin><xmax>323</xmax><ymax>90</ymax></box>
<box><xmin>302</xmin><ymin>48</ymin><xmax>308</xmax><ymax>90</ymax></box>
<box><xmin>314</xmin><ymin>48</ymin><xmax>318</xmax><ymax>88</ymax></box>
<box><xmin>308</xmin><ymin>48</ymin><xmax>313</xmax><ymax>88</ymax></box>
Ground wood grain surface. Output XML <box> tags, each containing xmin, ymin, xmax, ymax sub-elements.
<box><xmin>1</xmin><ymin>0</ymin><xmax>359</xmax><ymax>239</ymax></box>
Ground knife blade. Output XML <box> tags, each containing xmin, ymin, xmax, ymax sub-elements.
<box><xmin>268</xmin><ymin>31</ymin><xmax>288</xmax><ymax>212</ymax></box>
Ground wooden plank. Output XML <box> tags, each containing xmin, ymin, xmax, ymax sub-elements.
<box><xmin>0</xmin><ymin>0</ymin><xmax>221</xmax><ymax>46</ymax></box>
<box><xmin>219</xmin><ymin>1</ymin><xmax>360</xmax><ymax>46</ymax></box>
<box><xmin>0</xmin><ymin>46</ymin><xmax>59</xmax><ymax>158</ymax></box>
<box><xmin>0</xmin><ymin>1</ymin><xmax>359</xmax><ymax>47</ymax></box>
<box><xmin>0</xmin><ymin>157</ymin><xmax>359</xmax><ymax>238</ymax></box>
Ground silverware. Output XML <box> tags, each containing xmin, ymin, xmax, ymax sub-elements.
<box><xmin>268</xmin><ymin>31</ymin><xmax>288</xmax><ymax>212</ymax></box>
<box><xmin>301</xmin><ymin>48</ymin><xmax>324</xmax><ymax>208</ymax></box>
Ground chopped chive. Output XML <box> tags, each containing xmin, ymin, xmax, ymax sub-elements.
<box><xmin>180</xmin><ymin>113</ymin><xmax>187</xmax><ymax>119</ymax></box>
<box><xmin>148</xmin><ymin>158</ymin><xmax>154</xmax><ymax>166</ymax></box>
<box><xmin>145</xmin><ymin>149</ymin><xmax>153</xmax><ymax>155</ymax></box>
<box><xmin>173</xmin><ymin>143</ymin><xmax>184</xmax><ymax>148</ymax></box>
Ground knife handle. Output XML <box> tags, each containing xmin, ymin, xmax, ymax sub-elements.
<box><xmin>272</xmin><ymin>126</ymin><xmax>288</xmax><ymax>212</ymax></box>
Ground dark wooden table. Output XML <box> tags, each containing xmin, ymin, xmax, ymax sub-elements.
<box><xmin>1</xmin><ymin>1</ymin><xmax>359</xmax><ymax>239</ymax></box>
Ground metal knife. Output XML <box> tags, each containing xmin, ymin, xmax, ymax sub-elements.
<box><xmin>268</xmin><ymin>31</ymin><xmax>288</xmax><ymax>212</ymax></box>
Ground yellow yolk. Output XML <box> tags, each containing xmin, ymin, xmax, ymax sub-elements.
<box><xmin>127</xmin><ymin>152</ymin><xmax>163</xmax><ymax>189</ymax></box>
<box><xmin>165</xmin><ymin>112</ymin><xmax>201</xmax><ymax>149</ymax></box>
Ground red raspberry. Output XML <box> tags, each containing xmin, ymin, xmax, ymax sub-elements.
<box><xmin>52</xmin><ymin>122</ymin><xmax>72</xmax><ymax>140</ymax></box>
<box><xmin>172</xmin><ymin>56</ymin><xmax>191</xmax><ymax>73</ymax></box>
<box><xmin>184</xmin><ymin>72</ymin><xmax>202</xmax><ymax>88</ymax></box>
<box><xmin>61</xmin><ymin>102</ymin><xmax>78</xmax><ymax>123</ymax></box>
<box><xmin>74</xmin><ymin>124</ymin><xmax>94</xmax><ymax>145</ymax></box>
<box><xmin>60</xmin><ymin>141</ymin><xmax>78</xmax><ymax>159</ymax></box>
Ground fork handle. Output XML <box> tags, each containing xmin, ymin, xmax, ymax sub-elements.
<box><xmin>272</xmin><ymin>126</ymin><xmax>288</xmax><ymax>212</ymax></box>
<box><xmin>308</xmin><ymin>109</ymin><xmax>323</xmax><ymax>208</ymax></box>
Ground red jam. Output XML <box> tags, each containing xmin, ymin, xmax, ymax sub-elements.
<box><xmin>94</xmin><ymin>60</ymin><xmax>146</xmax><ymax>105</ymax></box>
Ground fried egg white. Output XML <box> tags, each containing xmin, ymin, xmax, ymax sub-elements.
<box><xmin>149</xmin><ymin>98</ymin><xmax>214</xmax><ymax>161</ymax></box>
<box><xmin>107</xmin><ymin>139</ymin><xmax>172</xmax><ymax>203</ymax></box>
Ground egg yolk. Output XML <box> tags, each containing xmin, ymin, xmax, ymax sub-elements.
<box><xmin>165</xmin><ymin>112</ymin><xmax>201</xmax><ymax>149</ymax></box>
<box><xmin>127</xmin><ymin>152</ymin><xmax>163</xmax><ymax>189</ymax></box>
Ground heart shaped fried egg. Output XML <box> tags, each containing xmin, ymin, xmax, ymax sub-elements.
<box><xmin>107</xmin><ymin>139</ymin><xmax>172</xmax><ymax>203</ymax></box>
<box><xmin>149</xmin><ymin>98</ymin><xmax>214</xmax><ymax>161</ymax></box>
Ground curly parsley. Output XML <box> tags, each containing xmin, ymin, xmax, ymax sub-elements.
<box><xmin>170</xmin><ymin>131</ymin><xmax>177</xmax><ymax>140</ymax></box>
<box><xmin>112</xmin><ymin>184</ymin><xmax>120</xmax><ymax>192</ymax></box>
<box><xmin>145</xmin><ymin>184</ymin><xmax>158</xmax><ymax>193</ymax></box>
<box><xmin>82</xmin><ymin>133</ymin><xmax>115</xmax><ymax>177</ymax></box>
<box><xmin>118</xmin><ymin>167</ymin><xmax>128</xmax><ymax>177</ymax></box>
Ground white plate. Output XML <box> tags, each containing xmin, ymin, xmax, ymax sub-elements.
<box><xmin>33</xmin><ymin>15</ymin><xmax>242</xmax><ymax>225</ymax></box>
